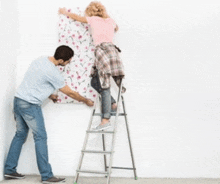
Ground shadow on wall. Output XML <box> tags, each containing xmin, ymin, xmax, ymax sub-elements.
<box><xmin>0</xmin><ymin>0</ymin><xmax>19</xmax><ymax>181</ymax></box>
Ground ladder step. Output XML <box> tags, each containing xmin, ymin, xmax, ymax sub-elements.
<box><xmin>106</xmin><ymin>166</ymin><xmax>137</xmax><ymax>170</ymax></box>
<box><xmin>94</xmin><ymin>113</ymin><xmax>126</xmax><ymax>116</ymax></box>
<box><xmin>77</xmin><ymin>169</ymin><xmax>108</xmax><ymax>175</ymax></box>
<box><xmin>82</xmin><ymin>150</ymin><xmax>112</xmax><ymax>154</ymax></box>
<box><xmin>87</xmin><ymin>130</ymin><xmax>114</xmax><ymax>134</ymax></box>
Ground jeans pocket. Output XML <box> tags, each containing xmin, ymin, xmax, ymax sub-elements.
<box><xmin>18</xmin><ymin>102</ymin><xmax>35</xmax><ymax>121</ymax></box>
<box><xmin>22</xmin><ymin>111</ymin><xmax>35</xmax><ymax>121</ymax></box>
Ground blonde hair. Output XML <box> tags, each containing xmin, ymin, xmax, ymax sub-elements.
<box><xmin>85</xmin><ymin>1</ymin><xmax>108</xmax><ymax>18</ymax></box>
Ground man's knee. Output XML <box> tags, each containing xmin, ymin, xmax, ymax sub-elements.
<box><xmin>33</xmin><ymin>131</ymin><xmax>47</xmax><ymax>142</ymax></box>
<box><xmin>15</xmin><ymin>130</ymin><xmax>29</xmax><ymax>142</ymax></box>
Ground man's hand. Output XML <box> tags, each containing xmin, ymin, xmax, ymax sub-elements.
<box><xmin>49</xmin><ymin>94</ymin><xmax>59</xmax><ymax>103</ymax></box>
<box><xmin>59</xmin><ymin>85</ymin><xmax>94</xmax><ymax>105</ymax></box>
<box><xmin>85</xmin><ymin>98</ymin><xmax>94</xmax><ymax>107</ymax></box>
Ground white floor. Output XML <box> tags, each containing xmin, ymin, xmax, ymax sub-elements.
<box><xmin>0</xmin><ymin>176</ymin><xmax>220</xmax><ymax>184</ymax></box>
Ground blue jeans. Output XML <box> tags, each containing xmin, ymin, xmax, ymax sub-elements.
<box><xmin>91</xmin><ymin>74</ymin><xmax>116</xmax><ymax>119</ymax></box>
<box><xmin>4</xmin><ymin>97</ymin><xmax>53</xmax><ymax>181</ymax></box>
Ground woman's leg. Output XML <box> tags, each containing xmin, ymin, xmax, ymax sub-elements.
<box><xmin>91</xmin><ymin>75</ymin><xmax>116</xmax><ymax>124</ymax></box>
<box><xmin>100</xmin><ymin>88</ymin><xmax>111</xmax><ymax>124</ymax></box>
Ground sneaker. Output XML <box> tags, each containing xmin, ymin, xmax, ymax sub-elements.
<box><xmin>42</xmin><ymin>177</ymin><xmax>65</xmax><ymax>183</ymax></box>
<box><xmin>4</xmin><ymin>172</ymin><xmax>25</xmax><ymax>179</ymax></box>
<box><xmin>92</xmin><ymin>122</ymin><xmax>111</xmax><ymax>131</ymax></box>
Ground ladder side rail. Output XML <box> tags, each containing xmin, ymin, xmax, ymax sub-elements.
<box><xmin>106</xmin><ymin>79</ymin><xmax>123</xmax><ymax>184</ymax></box>
<box><xmin>102</xmin><ymin>133</ymin><xmax>108</xmax><ymax>172</ymax></box>
<box><xmin>121</xmin><ymin>95</ymin><xmax>138</xmax><ymax>180</ymax></box>
<box><xmin>74</xmin><ymin>96</ymin><xmax>99</xmax><ymax>183</ymax></box>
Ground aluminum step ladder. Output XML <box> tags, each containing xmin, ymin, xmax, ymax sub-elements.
<box><xmin>74</xmin><ymin>79</ymin><xmax>137</xmax><ymax>184</ymax></box>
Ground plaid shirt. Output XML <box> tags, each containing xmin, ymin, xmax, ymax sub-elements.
<box><xmin>90</xmin><ymin>42</ymin><xmax>125</xmax><ymax>89</ymax></box>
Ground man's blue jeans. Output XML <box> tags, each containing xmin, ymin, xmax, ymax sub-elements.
<box><xmin>4</xmin><ymin>97</ymin><xmax>53</xmax><ymax>181</ymax></box>
<box><xmin>91</xmin><ymin>74</ymin><xmax>116</xmax><ymax>119</ymax></box>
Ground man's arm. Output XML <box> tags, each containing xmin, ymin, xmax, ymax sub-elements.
<box><xmin>59</xmin><ymin>8</ymin><xmax>88</xmax><ymax>23</ymax></box>
<box><xmin>59</xmin><ymin>85</ymin><xmax>93</xmax><ymax>106</ymax></box>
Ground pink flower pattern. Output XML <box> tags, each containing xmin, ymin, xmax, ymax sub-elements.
<box><xmin>56</xmin><ymin>8</ymin><xmax>96</xmax><ymax>104</ymax></box>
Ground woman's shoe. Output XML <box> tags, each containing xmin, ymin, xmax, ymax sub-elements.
<box><xmin>92</xmin><ymin>122</ymin><xmax>111</xmax><ymax>131</ymax></box>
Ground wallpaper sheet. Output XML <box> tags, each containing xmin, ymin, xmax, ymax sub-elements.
<box><xmin>56</xmin><ymin>8</ymin><xmax>97</xmax><ymax>103</ymax></box>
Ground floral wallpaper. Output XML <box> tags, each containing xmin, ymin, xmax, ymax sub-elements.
<box><xmin>56</xmin><ymin>8</ymin><xmax>97</xmax><ymax>103</ymax></box>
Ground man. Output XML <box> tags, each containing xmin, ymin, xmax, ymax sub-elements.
<box><xmin>4</xmin><ymin>45</ymin><xmax>94</xmax><ymax>183</ymax></box>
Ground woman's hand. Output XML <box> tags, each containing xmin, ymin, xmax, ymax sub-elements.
<box><xmin>58</xmin><ymin>8</ymin><xmax>87</xmax><ymax>23</ymax></box>
<box><xmin>58</xmin><ymin>7</ymin><xmax>67</xmax><ymax>15</ymax></box>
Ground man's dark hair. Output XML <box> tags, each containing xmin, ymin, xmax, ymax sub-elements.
<box><xmin>54</xmin><ymin>45</ymin><xmax>74</xmax><ymax>61</ymax></box>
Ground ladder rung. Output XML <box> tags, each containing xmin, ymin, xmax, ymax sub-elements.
<box><xmin>106</xmin><ymin>166</ymin><xmax>136</xmax><ymax>170</ymax></box>
<box><xmin>87</xmin><ymin>130</ymin><xmax>114</xmax><ymax>134</ymax></box>
<box><xmin>94</xmin><ymin>113</ymin><xmax>126</xmax><ymax>116</ymax></box>
<box><xmin>77</xmin><ymin>169</ymin><xmax>108</xmax><ymax>175</ymax></box>
<box><xmin>82</xmin><ymin>150</ymin><xmax>112</xmax><ymax>154</ymax></box>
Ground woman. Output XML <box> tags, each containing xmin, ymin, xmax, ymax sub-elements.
<box><xmin>59</xmin><ymin>1</ymin><xmax>125</xmax><ymax>131</ymax></box>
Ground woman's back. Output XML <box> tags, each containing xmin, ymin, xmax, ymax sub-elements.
<box><xmin>86</xmin><ymin>16</ymin><xmax>116</xmax><ymax>46</ymax></box>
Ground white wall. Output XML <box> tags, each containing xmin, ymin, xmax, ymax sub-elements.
<box><xmin>5</xmin><ymin>0</ymin><xmax>220</xmax><ymax>179</ymax></box>
<box><xmin>0</xmin><ymin>0</ymin><xmax>18</xmax><ymax>181</ymax></box>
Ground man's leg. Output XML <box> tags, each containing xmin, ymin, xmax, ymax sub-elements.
<box><xmin>25</xmin><ymin>103</ymin><xmax>65</xmax><ymax>183</ymax></box>
<box><xmin>4</xmin><ymin>98</ymin><xmax>29</xmax><ymax>177</ymax></box>
<box><xmin>21</xmin><ymin>103</ymin><xmax>53</xmax><ymax>181</ymax></box>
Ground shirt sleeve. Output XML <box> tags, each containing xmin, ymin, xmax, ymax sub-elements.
<box><xmin>47</xmin><ymin>70</ymin><xmax>65</xmax><ymax>90</ymax></box>
<box><xmin>111</xmin><ymin>18</ymin><xmax>117</xmax><ymax>29</ymax></box>
<box><xmin>86</xmin><ymin>16</ymin><xmax>93</xmax><ymax>25</ymax></box>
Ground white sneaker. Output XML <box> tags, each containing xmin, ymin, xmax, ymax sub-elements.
<box><xmin>92</xmin><ymin>122</ymin><xmax>111</xmax><ymax>131</ymax></box>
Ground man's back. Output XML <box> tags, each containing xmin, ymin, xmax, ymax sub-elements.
<box><xmin>15</xmin><ymin>56</ymin><xmax>65</xmax><ymax>105</ymax></box>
